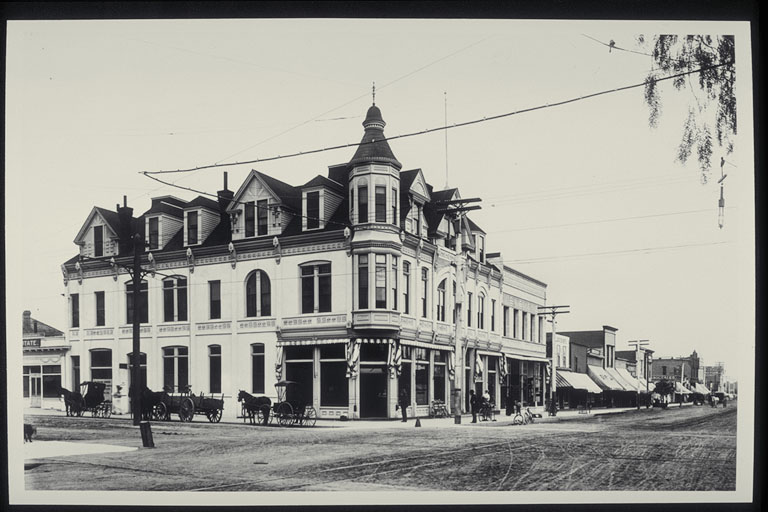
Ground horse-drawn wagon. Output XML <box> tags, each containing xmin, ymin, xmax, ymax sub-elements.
<box><xmin>271</xmin><ymin>380</ymin><xmax>317</xmax><ymax>427</ymax></box>
<box><xmin>151</xmin><ymin>386</ymin><xmax>225</xmax><ymax>423</ymax></box>
<box><xmin>60</xmin><ymin>382</ymin><xmax>112</xmax><ymax>418</ymax></box>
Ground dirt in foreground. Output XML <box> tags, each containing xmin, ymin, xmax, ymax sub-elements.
<box><xmin>23</xmin><ymin>404</ymin><xmax>737</xmax><ymax>492</ymax></box>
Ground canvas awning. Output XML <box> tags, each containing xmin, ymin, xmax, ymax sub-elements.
<box><xmin>277</xmin><ymin>338</ymin><xmax>349</xmax><ymax>346</ymax></box>
<box><xmin>675</xmin><ymin>382</ymin><xmax>692</xmax><ymax>394</ymax></box>
<box><xmin>615</xmin><ymin>368</ymin><xmax>642</xmax><ymax>391</ymax></box>
<box><xmin>506</xmin><ymin>354</ymin><xmax>550</xmax><ymax>363</ymax></box>
<box><xmin>588</xmin><ymin>365</ymin><xmax>625</xmax><ymax>391</ymax></box>
<box><xmin>693</xmin><ymin>383</ymin><xmax>711</xmax><ymax>394</ymax></box>
<box><xmin>557</xmin><ymin>370</ymin><xmax>603</xmax><ymax>394</ymax></box>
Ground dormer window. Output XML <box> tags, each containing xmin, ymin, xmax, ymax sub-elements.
<box><xmin>186</xmin><ymin>211</ymin><xmax>198</xmax><ymax>245</ymax></box>
<box><xmin>148</xmin><ymin>218</ymin><xmax>159</xmax><ymax>250</ymax></box>
<box><xmin>306</xmin><ymin>191</ymin><xmax>320</xmax><ymax>230</ymax></box>
<box><xmin>257</xmin><ymin>200</ymin><xmax>268</xmax><ymax>236</ymax></box>
<box><xmin>93</xmin><ymin>225</ymin><xmax>103</xmax><ymax>257</ymax></box>
<box><xmin>245</xmin><ymin>201</ymin><xmax>255</xmax><ymax>237</ymax></box>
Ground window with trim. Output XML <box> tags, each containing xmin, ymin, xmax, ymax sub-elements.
<box><xmin>163</xmin><ymin>277</ymin><xmax>188</xmax><ymax>322</ymax></box>
<box><xmin>437</xmin><ymin>279</ymin><xmax>446</xmax><ymax>322</ymax></box>
<box><xmin>391</xmin><ymin>256</ymin><xmax>398</xmax><ymax>311</ymax></box>
<box><xmin>257</xmin><ymin>199</ymin><xmax>268</xmax><ymax>236</ymax></box>
<box><xmin>187</xmin><ymin>211</ymin><xmax>198</xmax><ymax>245</ymax></box>
<box><xmin>126</xmin><ymin>281</ymin><xmax>149</xmax><ymax>324</ymax></box>
<box><xmin>95</xmin><ymin>291</ymin><xmax>105</xmax><ymax>326</ymax></box>
<box><xmin>246</xmin><ymin>270</ymin><xmax>271</xmax><ymax>317</ymax></box>
<box><xmin>513</xmin><ymin>308</ymin><xmax>519</xmax><ymax>338</ymax></box>
<box><xmin>375</xmin><ymin>185</ymin><xmax>386</xmax><ymax>222</ymax></box>
<box><xmin>320</xmin><ymin>344</ymin><xmax>348</xmax><ymax>406</ymax></box>
<box><xmin>358</xmin><ymin>255</ymin><xmax>368</xmax><ymax>309</ymax></box>
<box><xmin>391</xmin><ymin>187</ymin><xmax>398</xmax><ymax>226</ymax></box>
<box><xmin>503</xmin><ymin>306</ymin><xmax>509</xmax><ymax>336</ymax></box>
<box><xmin>71</xmin><ymin>356</ymin><xmax>80</xmax><ymax>390</ymax></box>
<box><xmin>522</xmin><ymin>312</ymin><xmax>528</xmax><ymax>340</ymax></box>
<box><xmin>148</xmin><ymin>217</ymin><xmax>159</xmax><ymax>250</ymax></box>
<box><xmin>209</xmin><ymin>345</ymin><xmax>221</xmax><ymax>393</ymax></box>
<box><xmin>163</xmin><ymin>346</ymin><xmax>188</xmax><ymax>392</ymax></box>
<box><xmin>90</xmin><ymin>349</ymin><xmax>112</xmax><ymax>399</ymax></box>
<box><xmin>414</xmin><ymin>348</ymin><xmax>429</xmax><ymax>405</ymax></box>
<box><xmin>467</xmin><ymin>292</ymin><xmax>473</xmax><ymax>327</ymax></box>
<box><xmin>306</xmin><ymin>191</ymin><xmax>320</xmax><ymax>229</ymax></box>
<box><xmin>301</xmin><ymin>263</ymin><xmax>331</xmax><ymax>314</ymax></box>
<box><xmin>209</xmin><ymin>280</ymin><xmax>221</xmax><ymax>319</ymax></box>
<box><xmin>251</xmin><ymin>343</ymin><xmax>265</xmax><ymax>394</ymax></box>
<box><xmin>94</xmin><ymin>225</ymin><xmax>103</xmax><ymax>257</ymax></box>
<box><xmin>402</xmin><ymin>261</ymin><xmax>410</xmax><ymax>315</ymax></box>
<box><xmin>452</xmin><ymin>281</ymin><xmax>457</xmax><ymax>324</ymax></box>
<box><xmin>71</xmin><ymin>293</ymin><xmax>79</xmax><ymax>328</ymax></box>
<box><xmin>478</xmin><ymin>294</ymin><xmax>485</xmax><ymax>329</ymax></box>
<box><xmin>421</xmin><ymin>267</ymin><xmax>429</xmax><ymax>318</ymax></box>
<box><xmin>358</xmin><ymin>184</ymin><xmax>368</xmax><ymax>223</ymax></box>
<box><xmin>375</xmin><ymin>254</ymin><xmax>387</xmax><ymax>308</ymax></box>
<box><xmin>245</xmin><ymin>201</ymin><xmax>255</xmax><ymax>237</ymax></box>
<box><xmin>433</xmin><ymin>351</ymin><xmax>446</xmax><ymax>401</ymax></box>
<box><xmin>491</xmin><ymin>299</ymin><xmax>496</xmax><ymax>332</ymax></box>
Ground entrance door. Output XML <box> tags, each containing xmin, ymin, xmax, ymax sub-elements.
<box><xmin>359</xmin><ymin>366</ymin><xmax>387</xmax><ymax>418</ymax></box>
<box><xmin>30</xmin><ymin>376</ymin><xmax>42</xmax><ymax>408</ymax></box>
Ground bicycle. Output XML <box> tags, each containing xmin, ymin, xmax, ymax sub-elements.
<box><xmin>479</xmin><ymin>401</ymin><xmax>496</xmax><ymax>422</ymax></box>
<box><xmin>512</xmin><ymin>407</ymin><xmax>535</xmax><ymax>425</ymax></box>
<box><xmin>428</xmin><ymin>399</ymin><xmax>450</xmax><ymax>418</ymax></box>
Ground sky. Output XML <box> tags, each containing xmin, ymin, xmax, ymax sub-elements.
<box><xmin>5</xmin><ymin>19</ymin><xmax>754</xmax><ymax>378</ymax></box>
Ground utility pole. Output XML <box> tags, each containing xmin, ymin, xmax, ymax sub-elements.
<box><xmin>628</xmin><ymin>340</ymin><xmax>649</xmax><ymax>410</ymax></box>
<box><xmin>538</xmin><ymin>304</ymin><xmax>569</xmax><ymax>415</ymax></box>
<box><xmin>131</xmin><ymin>233</ymin><xmax>144</xmax><ymax>426</ymax></box>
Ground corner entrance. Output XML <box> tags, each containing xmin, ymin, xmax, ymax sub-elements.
<box><xmin>360</xmin><ymin>366</ymin><xmax>387</xmax><ymax>418</ymax></box>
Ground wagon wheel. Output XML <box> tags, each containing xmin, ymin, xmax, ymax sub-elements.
<box><xmin>153</xmin><ymin>402</ymin><xmax>169</xmax><ymax>421</ymax></box>
<box><xmin>206</xmin><ymin>408</ymin><xmax>223</xmax><ymax>423</ymax></box>
<box><xmin>179</xmin><ymin>397</ymin><xmax>195</xmax><ymax>422</ymax></box>
<box><xmin>104</xmin><ymin>403</ymin><xmax>112</xmax><ymax>418</ymax></box>
<box><xmin>301</xmin><ymin>406</ymin><xmax>317</xmax><ymax>427</ymax></box>
<box><xmin>275</xmin><ymin>402</ymin><xmax>293</xmax><ymax>427</ymax></box>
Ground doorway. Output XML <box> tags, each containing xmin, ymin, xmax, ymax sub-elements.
<box><xmin>30</xmin><ymin>376</ymin><xmax>42</xmax><ymax>408</ymax></box>
<box><xmin>359</xmin><ymin>366</ymin><xmax>387</xmax><ymax>418</ymax></box>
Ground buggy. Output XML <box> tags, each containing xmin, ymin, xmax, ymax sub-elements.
<box><xmin>271</xmin><ymin>380</ymin><xmax>317</xmax><ymax>427</ymax></box>
<box><xmin>77</xmin><ymin>381</ymin><xmax>112</xmax><ymax>418</ymax></box>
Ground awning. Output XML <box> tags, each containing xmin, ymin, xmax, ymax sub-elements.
<box><xmin>402</xmin><ymin>339</ymin><xmax>454</xmax><ymax>351</ymax></box>
<box><xmin>277</xmin><ymin>338</ymin><xmax>349</xmax><ymax>346</ymax></box>
<box><xmin>675</xmin><ymin>382</ymin><xmax>692</xmax><ymax>394</ymax></box>
<box><xmin>477</xmin><ymin>350</ymin><xmax>504</xmax><ymax>358</ymax></box>
<box><xmin>614</xmin><ymin>368</ymin><xmax>641</xmax><ymax>391</ymax></box>
<box><xmin>636</xmin><ymin>379</ymin><xmax>652</xmax><ymax>393</ymax></box>
<box><xmin>506</xmin><ymin>354</ymin><xmax>550</xmax><ymax>363</ymax></box>
<box><xmin>694</xmin><ymin>383</ymin><xmax>711</xmax><ymax>394</ymax></box>
<box><xmin>557</xmin><ymin>370</ymin><xmax>603</xmax><ymax>393</ymax></box>
<box><xmin>588</xmin><ymin>365</ymin><xmax>625</xmax><ymax>391</ymax></box>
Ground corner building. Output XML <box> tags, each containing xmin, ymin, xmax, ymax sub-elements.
<box><xmin>61</xmin><ymin>104</ymin><xmax>549</xmax><ymax>420</ymax></box>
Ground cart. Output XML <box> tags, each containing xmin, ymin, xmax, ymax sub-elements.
<box><xmin>271</xmin><ymin>380</ymin><xmax>317</xmax><ymax>427</ymax></box>
<box><xmin>154</xmin><ymin>386</ymin><xmax>225</xmax><ymax>423</ymax></box>
<box><xmin>77</xmin><ymin>381</ymin><xmax>112</xmax><ymax>418</ymax></box>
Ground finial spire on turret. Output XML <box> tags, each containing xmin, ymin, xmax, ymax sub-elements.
<box><xmin>372</xmin><ymin>81</ymin><xmax>376</xmax><ymax>106</ymax></box>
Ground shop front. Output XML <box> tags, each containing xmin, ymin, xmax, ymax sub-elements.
<box><xmin>23</xmin><ymin>340</ymin><xmax>70</xmax><ymax>410</ymax></box>
<box><xmin>503</xmin><ymin>355</ymin><xmax>547</xmax><ymax>412</ymax></box>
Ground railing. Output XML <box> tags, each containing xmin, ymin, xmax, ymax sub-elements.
<box><xmin>282</xmin><ymin>313</ymin><xmax>347</xmax><ymax>329</ymax></box>
<box><xmin>352</xmin><ymin>310</ymin><xmax>401</xmax><ymax>330</ymax></box>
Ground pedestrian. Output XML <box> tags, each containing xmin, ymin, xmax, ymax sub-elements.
<box><xmin>398</xmin><ymin>388</ymin><xmax>409</xmax><ymax>422</ymax></box>
<box><xmin>469</xmin><ymin>389</ymin><xmax>479</xmax><ymax>423</ymax></box>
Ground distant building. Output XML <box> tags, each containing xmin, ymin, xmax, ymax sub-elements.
<box><xmin>22</xmin><ymin>310</ymin><xmax>69</xmax><ymax>409</ymax></box>
<box><xmin>704</xmin><ymin>363</ymin><xmax>726</xmax><ymax>393</ymax></box>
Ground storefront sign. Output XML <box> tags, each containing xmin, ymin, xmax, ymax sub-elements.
<box><xmin>23</xmin><ymin>338</ymin><xmax>41</xmax><ymax>348</ymax></box>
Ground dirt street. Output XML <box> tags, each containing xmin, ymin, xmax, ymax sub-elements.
<box><xmin>23</xmin><ymin>404</ymin><xmax>736</xmax><ymax>492</ymax></box>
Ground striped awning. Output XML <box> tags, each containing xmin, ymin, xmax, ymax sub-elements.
<box><xmin>277</xmin><ymin>338</ymin><xmax>349</xmax><ymax>346</ymax></box>
<box><xmin>588</xmin><ymin>365</ymin><xmax>625</xmax><ymax>391</ymax></box>
<box><xmin>610</xmin><ymin>368</ymin><xmax>637</xmax><ymax>391</ymax></box>
<box><xmin>693</xmin><ymin>383</ymin><xmax>711</xmax><ymax>394</ymax></box>
<box><xmin>506</xmin><ymin>354</ymin><xmax>550</xmax><ymax>363</ymax></box>
<box><xmin>557</xmin><ymin>370</ymin><xmax>602</xmax><ymax>393</ymax></box>
<box><xmin>675</xmin><ymin>382</ymin><xmax>692</xmax><ymax>394</ymax></box>
<box><xmin>401</xmin><ymin>339</ymin><xmax>453</xmax><ymax>351</ymax></box>
<box><xmin>477</xmin><ymin>350</ymin><xmax>504</xmax><ymax>358</ymax></box>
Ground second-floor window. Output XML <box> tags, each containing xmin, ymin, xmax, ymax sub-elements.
<box><xmin>402</xmin><ymin>261</ymin><xmax>410</xmax><ymax>315</ymax></box>
<box><xmin>246</xmin><ymin>270</ymin><xmax>271</xmax><ymax>317</ymax></box>
<box><xmin>148</xmin><ymin>217</ymin><xmax>159</xmax><ymax>250</ymax></box>
<box><xmin>491</xmin><ymin>299</ymin><xmax>496</xmax><ymax>332</ymax></box>
<box><xmin>93</xmin><ymin>225</ymin><xmax>103</xmax><ymax>257</ymax></box>
<box><xmin>421</xmin><ymin>267</ymin><xmax>429</xmax><ymax>318</ymax></box>
<box><xmin>358</xmin><ymin>185</ymin><xmax>368</xmax><ymax>223</ymax></box>
<box><xmin>71</xmin><ymin>293</ymin><xmax>79</xmax><ymax>328</ymax></box>
<box><xmin>126</xmin><ymin>281</ymin><xmax>148</xmax><ymax>324</ymax></box>
<box><xmin>95</xmin><ymin>291</ymin><xmax>105</xmax><ymax>326</ymax></box>
<box><xmin>209</xmin><ymin>280</ymin><xmax>221</xmax><ymax>319</ymax></box>
<box><xmin>306</xmin><ymin>191</ymin><xmax>320</xmax><ymax>229</ymax></box>
<box><xmin>437</xmin><ymin>279</ymin><xmax>446</xmax><ymax>322</ymax></box>
<box><xmin>301</xmin><ymin>263</ymin><xmax>331</xmax><ymax>314</ymax></box>
<box><xmin>257</xmin><ymin>199</ymin><xmax>268</xmax><ymax>236</ymax></box>
<box><xmin>392</xmin><ymin>187</ymin><xmax>398</xmax><ymax>226</ymax></box>
<box><xmin>467</xmin><ymin>292</ymin><xmax>473</xmax><ymax>327</ymax></box>
<box><xmin>391</xmin><ymin>256</ymin><xmax>398</xmax><ymax>311</ymax></box>
<box><xmin>478</xmin><ymin>294</ymin><xmax>485</xmax><ymax>330</ymax></box>
<box><xmin>503</xmin><ymin>306</ymin><xmax>509</xmax><ymax>336</ymax></box>
<box><xmin>375</xmin><ymin>185</ymin><xmax>386</xmax><ymax>222</ymax></box>
<box><xmin>163</xmin><ymin>277</ymin><xmax>188</xmax><ymax>322</ymax></box>
<box><xmin>358</xmin><ymin>255</ymin><xmax>368</xmax><ymax>309</ymax></box>
<box><xmin>187</xmin><ymin>211</ymin><xmax>198</xmax><ymax>245</ymax></box>
<box><xmin>375</xmin><ymin>254</ymin><xmax>387</xmax><ymax>309</ymax></box>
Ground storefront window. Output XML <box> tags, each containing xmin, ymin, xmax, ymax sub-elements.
<box><xmin>433</xmin><ymin>352</ymin><xmax>446</xmax><ymax>402</ymax></box>
<box><xmin>209</xmin><ymin>345</ymin><xmax>221</xmax><ymax>393</ymax></box>
<box><xmin>42</xmin><ymin>365</ymin><xmax>62</xmax><ymax>398</ymax></box>
<box><xmin>487</xmin><ymin>357</ymin><xmax>497</xmax><ymax>403</ymax></box>
<box><xmin>415</xmin><ymin>361</ymin><xmax>429</xmax><ymax>405</ymax></box>
<box><xmin>90</xmin><ymin>349</ymin><xmax>113</xmax><ymax>400</ymax></box>
<box><xmin>71</xmin><ymin>356</ymin><xmax>80</xmax><ymax>389</ymax></box>
<box><xmin>320</xmin><ymin>344</ymin><xmax>348</xmax><ymax>407</ymax></box>
<box><xmin>360</xmin><ymin>343</ymin><xmax>388</xmax><ymax>362</ymax></box>
<box><xmin>251</xmin><ymin>344</ymin><xmax>265</xmax><ymax>394</ymax></box>
<box><xmin>285</xmin><ymin>347</ymin><xmax>313</xmax><ymax>406</ymax></box>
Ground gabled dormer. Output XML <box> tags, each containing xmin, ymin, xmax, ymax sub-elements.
<box><xmin>399</xmin><ymin>168</ymin><xmax>430</xmax><ymax>238</ymax></box>
<box><xmin>300</xmin><ymin>175</ymin><xmax>344</xmax><ymax>232</ymax></box>
<box><xmin>73</xmin><ymin>207</ymin><xmax>121</xmax><ymax>259</ymax></box>
<box><xmin>183</xmin><ymin>196</ymin><xmax>221</xmax><ymax>246</ymax></box>
<box><xmin>143</xmin><ymin>196</ymin><xmax>186</xmax><ymax>251</ymax></box>
<box><xmin>467</xmin><ymin>217</ymin><xmax>486</xmax><ymax>263</ymax></box>
<box><xmin>227</xmin><ymin>170</ymin><xmax>299</xmax><ymax>240</ymax></box>
<box><xmin>425</xmin><ymin>187</ymin><xmax>460</xmax><ymax>248</ymax></box>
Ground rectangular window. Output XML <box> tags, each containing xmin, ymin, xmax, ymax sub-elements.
<box><xmin>391</xmin><ymin>256</ymin><xmax>398</xmax><ymax>311</ymax></box>
<box><xmin>163</xmin><ymin>279</ymin><xmax>188</xmax><ymax>322</ymax></box>
<box><xmin>187</xmin><ymin>211</ymin><xmax>198</xmax><ymax>245</ymax></box>
<box><xmin>162</xmin><ymin>346</ymin><xmax>188</xmax><ymax>392</ymax></box>
<box><xmin>433</xmin><ymin>354</ymin><xmax>446</xmax><ymax>402</ymax></box>
<box><xmin>95</xmin><ymin>291</ymin><xmax>105</xmax><ymax>326</ymax></box>
<box><xmin>93</xmin><ymin>225</ymin><xmax>103</xmax><ymax>257</ymax></box>
<box><xmin>478</xmin><ymin>296</ymin><xmax>485</xmax><ymax>329</ymax></box>
<box><xmin>251</xmin><ymin>344</ymin><xmax>265</xmax><ymax>394</ymax></box>
<box><xmin>415</xmin><ymin>360</ymin><xmax>429</xmax><ymax>405</ymax></box>
<box><xmin>306</xmin><ymin>192</ymin><xmax>320</xmax><ymax>229</ymax></box>
<box><xmin>392</xmin><ymin>187</ymin><xmax>398</xmax><ymax>226</ymax></box>
<box><xmin>302</xmin><ymin>263</ymin><xmax>332</xmax><ymax>313</ymax></box>
<box><xmin>539</xmin><ymin>316</ymin><xmax>544</xmax><ymax>343</ymax></box>
<box><xmin>209</xmin><ymin>345</ymin><xmax>221</xmax><ymax>393</ymax></box>
<box><xmin>437</xmin><ymin>283</ymin><xmax>446</xmax><ymax>322</ymax></box>
<box><xmin>301</xmin><ymin>266</ymin><xmax>315</xmax><ymax>314</ymax></box>
<box><xmin>402</xmin><ymin>262</ymin><xmax>410</xmax><ymax>315</ymax></box>
<box><xmin>257</xmin><ymin>199</ymin><xmax>268</xmax><ymax>236</ymax></box>
<box><xmin>71</xmin><ymin>293</ymin><xmax>79</xmax><ymax>328</ymax></box>
<box><xmin>491</xmin><ymin>299</ymin><xmax>496</xmax><ymax>332</ymax></box>
<box><xmin>467</xmin><ymin>292</ymin><xmax>472</xmax><ymax>327</ymax></box>
<box><xmin>513</xmin><ymin>309</ymin><xmax>519</xmax><ymax>338</ymax></box>
<box><xmin>209</xmin><ymin>280</ymin><xmax>221</xmax><ymax>319</ymax></box>
<box><xmin>320</xmin><ymin>345</ymin><xmax>348</xmax><ymax>406</ymax></box>
<box><xmin>452</xmin><ymin>282</ymin><xmax>457</xmax><ymax>324</ymax></box>
<box><xmin>90</xmin><ymin>349</ymin><xmax>113</xmax><ymax>400</ymax></box>
<box><xmin>522</xmin><ymin>312</ymin><xmax>528</xmax><ymax>341</ymax></box>
<box><xmin>662</xmin><ymin>366</ymin><xmax>667</xmax><ymax>375</ymax></box>
<box><xmin>126</xmin><ymin>281</ymin><xmax>149</xmax><ymax>324</ymax></box>
<box><xmin>503</xmin><ymin>306</ymin><xmax>509</xmax><ymax>336</ymax></box>
<box><xmin>71</xmin><ymin>356</ymin><xmax>80</xmax><ymax>390</ymax></box>
<box><xmin>375</xmin><ymin>185</ymin><xmax>386</xmax><ymax>222</ymax></box>
<box><xmin>421</xmin><ymin>267</ymin><xmax>429</xmax><ymax>318</ymax></box>
<box><xmin>358</xmin><ymin>255</ymin><xmax>368</xmax><ymax>309</ymax></box>
<box><xmin>375</xmin><ymin>254</ymin><xmax>387</xmax><ymax>309</ymax></box>
<box><xmin>245</xmin><ymin>201</ymin><xmax>255</xmax><ymax>237</ymax></box>
<box><xmin>148</xmin><ymin>217</ymin><xmax>159</xmax><ymax>250</ymax></box>
<box><xmin>358</xmin><ymin>185</ymin><xmax>368</xmax><ymax>223</ymax></box>
<box><xmin>318</xmin><ymin>264</ymin><xmax>331</xmax><ymax>313</ymax></box>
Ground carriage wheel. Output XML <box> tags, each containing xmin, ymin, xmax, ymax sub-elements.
<box><xmin>301</xmin><ymin>406</ymin><xmax>317</xmax><ymax>427</ymax></box>
<box><xmin>275</xmin><ymin>402</ymin><xmax>293</xmax><ymax>427</ymax></box>
<box><xmin>104</xmin><ymin>403</ymin><xmax>112</xmax><ymax>419</ymax></box>
<box><xmin>179</xmin><ymin>398</ymin><xmax>195</xmax><ymax>422</ymax></box>
<box><xmin>153</xmin><ymin>402</ymin><xmax>169</xmax><ymax>421</ymax></box>
<box><xmin>206</xmin><ymin>409</ymin><xmax>223</xmax><ymax>423</ymax></box>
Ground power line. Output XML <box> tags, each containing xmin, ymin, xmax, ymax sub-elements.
<box><xmin>507</xmin><ymin>240</ymin><xmax>732</xmax><ymax>264</ymax></box>
<box><xmin>141</xmin><ymin>61</ymin><xmax>732</xmax><ymax>177</ymax></box>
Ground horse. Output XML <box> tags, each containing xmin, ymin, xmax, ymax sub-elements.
<box><xmin>59</xmin><ymin>386</ymin><xmax>84</xmax><ymax>417</ymax></box>
<box><xmin>237</xmin><ymin>390</ymin><xmax>271</xmax><ymax>425</ymax></box>
<box><xmin>129</xmin><ymin>386</ymin><xmax>168</xmax><ymax>420</ymax></box>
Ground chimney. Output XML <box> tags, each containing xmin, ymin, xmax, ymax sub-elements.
<box><xmin>23</xmin><ymin>310</ymin><xmax>32</xmax><ymax>333</ymax></box>
<box><xmin>217</xmin><ymin>172</ymin><xmax>235</xmax><ymax>227</ymax></box>
<box><xmin>117</xmin><ymin>196</ymin><xmax>135</xmax><ymax>255</ymax></box>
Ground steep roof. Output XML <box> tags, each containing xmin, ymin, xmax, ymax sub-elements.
<box><xmin>93</xmin><ymin>207</ymin><xmax>121</xmax><ymax>234</ymax></box>
<box><xmin>303</xmin><ymin>175</ymin><xmax>344</xmax><ymax>192</ymax></box>
<box><xmin>143</xmin><ymin>196</ymin><xmax>187</xmax><ymax>217</ymax></box>
<box><xmin>185</xmin><ymin>195</ymin><xmax>221</xmax><ymax>211</ymax></box>
<box><xmin>467</xmin><ymin>217</ymin><xmax>486</xmax><ymax>234</ymax></box>
<box><xmin>255</xmin><ymin>171</ymin><xmax>302</xmax><ymax>211</ymax></box>
<box><xmin>348</xmin><ymin>104</ymin><xmax>402</xmax><ymax>169</ymax></box>
<box><xmin>22</xmin><ymin>311</ymin><xmax>63</xmax><ymax>337</ymax></box>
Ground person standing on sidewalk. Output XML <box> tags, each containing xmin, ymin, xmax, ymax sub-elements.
<box><xmin>469</xmin><ymin>389</ymin><xmax>479</xmax><ymax>423</ymax></box>
<box><xmin>398</xmin><ymin>388</ymin><xmax>409</xmax><ymax>422</ymax></box>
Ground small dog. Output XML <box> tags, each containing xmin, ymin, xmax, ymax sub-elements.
<box><xmin>24</xmin><ymin>423</ymin><xmax>37</xmax><ymax>443</ymax></box>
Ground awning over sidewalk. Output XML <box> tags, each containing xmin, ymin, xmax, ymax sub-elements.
<box><xmin>588</xmin><ymin>365</ymin><xmax>625</xmax><ymax>391</ymax></box>
<box><xmin>277</xmin><ymin>338</ymin><xmax>349</xmax><ymax>346</ymax></box>
<box><xmin>401</xmin><ymin>339</ymin><xmax>453</xmax><ymax>351</ymax></box>
<box><xmin>675</xmin><ymin>382</ymin><xmax>692</xmax><ymax>394</ymax></box>
<box><xmin>557</xmin><ymin>369</ymin><xmax>603</xmax><ymax>394</ymax></box>
<box><xmin>506</xmin><ymin>354</ymin><xmax>549</xmax><ymax>363</ymax></box>
<box><xmin>615</xmin><ymin>368</ymin><xmax>643</xmax><ymax>391</ymax></box>
<box><xmin>693</xmin><ymin>383</ymin><xmax>711</xmax><ymax>394</ymax></box>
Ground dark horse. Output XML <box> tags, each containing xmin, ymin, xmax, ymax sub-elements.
<box><xmin>129</xmin><ymin>386</ymin><xmax>168</xmax><ymax>420</ymax></box>
<box><xmin>59</xmin><ymin>386</ymin><xmax>84</xmax><ymax>417</ymax></box>
<box><xmin>238</xmin><ymin>390</ymin><xmax>271</xmax><ymax>425</ymax></box>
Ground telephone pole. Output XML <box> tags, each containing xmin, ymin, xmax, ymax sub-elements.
<box><xmin>628</xmin><ymin>339</ymin><xmax>650</xmax><ymax>410</ymax></box>
<box><xmin>538</xmin><ymin>304</ymin><xmax>569</xmax><ymax>415</ymax></box>
<box><xmin>131</xmin><ymin>233</ymin><xmax>144</xmax><ymax>426</ymax></box>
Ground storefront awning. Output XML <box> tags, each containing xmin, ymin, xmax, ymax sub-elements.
<box><xmin>675</xmin><ymin>382</ymin><xmax>692</xmax><ymax>394</ymax></box>
<box><xmin>477</xmin><ymin>350</ymin><xmax>504</xmax><ymax>358</ymax></box>
<box><xmin>588</xmin><ymin>365</ymin><xmax>625</xmax><ymax>391</ymax></box>
<box><xmin>506</xmin><ymin>354</ymin><xmax>550</xmax><ymax>363</ymax></box>
<box><xmin>693</xmin><ymin>383</ymin><xmax>711</xmax><ymax>394</ymax></box>
<box><xmin>402</xmin><ymin>339</ymin><xmax>453</xmax><ymax>351</ymax></box>
<box><xmin>613</xmin><ymin>368</ymin><xmax>640</xmax><ymax>390</ymax></box>
<box><xmin>277</xmin><ymin>338</ymin><xmax>349</xmax><ymax>346</ymax></box>
<box><xmin>557</xmin><ymin>370</ymin><xmax>603</xmax><ymax>393</ymax></box>
<box><xmin>23</xmin><ymin>345</ymin><xmax>70</xmax><ymax>353</ymax></box>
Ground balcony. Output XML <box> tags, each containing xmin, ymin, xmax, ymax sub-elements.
<box><xmin>352</xmin><ymin>310</ymin><xmax>401</xmax><ymax>331</ymax></box>
<box><xmin>281</xmin><ymin>313</ymin><xmax>347</xmax><ymax>332</ymax></box>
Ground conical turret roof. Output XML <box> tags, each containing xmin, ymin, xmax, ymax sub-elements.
<box><xmin>348</xmin><ymin>104</ymin><xmax>402</xmax><ymax>169</ymax></box>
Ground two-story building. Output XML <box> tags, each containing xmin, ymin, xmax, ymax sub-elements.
<box><xmin>60</xmin><ymin>103</ymin><xmax>550</xmax><ymax>421</ymax></box>
<box><xmin>22</xmin><ymin>310</ymin><xmax>69</xmax><ymax>410</ymax></box>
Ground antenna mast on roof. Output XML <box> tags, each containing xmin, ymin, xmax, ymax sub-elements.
<box><xmin>444</xmin><ymin>91</ymin><xmax>449</xmax><ymax>189</ymax></box>
<box><xmin>372</xmin><ymin>81</ymin><xmax>376</xmax><ymax>106</ymax></box>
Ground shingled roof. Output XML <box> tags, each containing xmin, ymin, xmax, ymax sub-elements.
<box><xmin>348</xmin><ymin>104</ymin><xmax>402</xmax><ymax>169</ymax></box>
<box><xmin>23</xmin><ymin>311</ymin><xmax>63</xmax><ymax>337</ymax></box>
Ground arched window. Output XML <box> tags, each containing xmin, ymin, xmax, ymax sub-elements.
<box><xmin>163</xmin><ymin>276</ymin><xmax>188</xmax><ymax>322</ymax></box>
<box><xmin>478</xmin><ymin>293</ymin><xmax>486</xmax><ymax>330</ymax></box>
<box><xmin>437</xmin><ymin>279</ymin><xmax>447</xmax><ymax>322</ymax></box>
<box><xmin>300</xmin><ymin>262</ymin><xmax>331</xmax><ymax>314</ymax></box>
<box><xmin>126</xmin><ymin>280</ymin><xmax>148</xmax><ymax>324</ymax></box>
<box><xmin>246</xmin><ymin>270</ymin><xmax>271</xmax><ymax>317</ymax></box>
